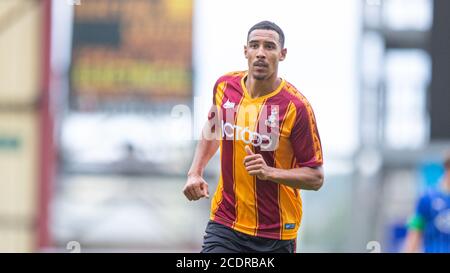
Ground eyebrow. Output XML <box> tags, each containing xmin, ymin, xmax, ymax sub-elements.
<box><xmin>248</xmin><ymin>40</ymin><xmax>278</xmax><ymax>46</ymax></box>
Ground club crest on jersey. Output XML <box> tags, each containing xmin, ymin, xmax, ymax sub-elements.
<box><xmin>265</xmin><ymin>108</ymin><xmax>278</xmax><ymax>128</ymax></box>
<box><xmin>223</xmin><ymin>99</ymin><xmax>235</xmax><ymax>109</ymax></box>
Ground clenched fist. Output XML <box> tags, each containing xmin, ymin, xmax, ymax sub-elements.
<box><xmin>183</xmin><ymin>174</ymin><xmax>210</xmax><ymax>201</ymax></box>
<box><xmin>243</xmin><ymin>146</ymin><xmax>272</xmax><ymax>180</ymax></box>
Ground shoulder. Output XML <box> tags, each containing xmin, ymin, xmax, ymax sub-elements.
<box><xmin>212</xmin><ymin>71</ymin><xmax>246</xmax><ymax>97</ymax></box>
<box><xmin>418</xmin><ymin>189</ymin><xmax>438</xmax><ymax>205</ymax></box>
<box><xmin>280</xmin><ymin>81</ymin><xmax>314</xmax><ymax>114</ymax></box>
<box><xmin>214</xmin><ymin>71</ymin><xmax>246</xmax><ymax>86</ymax></box>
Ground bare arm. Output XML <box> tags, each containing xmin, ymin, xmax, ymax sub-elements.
<box><xmin>187</xmin><ymin>130</ymin><xmax>220</xmax><ymax>177</ymax></box>
<box><xmin>243</xmin><ymin>146</ymin><xmax>324</xmax><ymax>190</ymax></box>
<box><xmin>183</xmin><ymin>117</ymin><xmax>220</xmax><ymax>201</ymax></box>
<box><xmin>265</xmin><ymin>166</ymin><xmax>324</xmax><ymax>191</ymax></box>
<box><xmin>403</xmin><ymin>230</ymin><xmax>423</xmax><ymax>253</ymax></box>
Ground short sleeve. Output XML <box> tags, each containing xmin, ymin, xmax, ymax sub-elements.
<box><xmin>290</xmin><ymin>103</ymin><xmax>323</xmax><ymax>168</ymax></box>
<box><xmin>416</xmin><ymin>194</ymin><xmax>430</xmax><ymax>217</ymax></box>
<box><xmin>208</xmin><ymin>80</ymin><xmax>221</xmax><ymax>121</ymax></box>
<box><xmin>212</xmin><ymin>80</ymin><xmax>219</xmax><ymax>106</ymax></box>
<box><xmin>206</xmin><ymin>80</ymin><xmax>223</xmax><ymax>139</ymax></box>
<box><xmin>407</xmin><ymin>194</ymin><xmax>430</xmax><ymax>231</ymax></box>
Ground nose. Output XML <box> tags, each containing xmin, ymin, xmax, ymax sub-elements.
<box><xmin>256</xmin><ymin>47</ymin><xmax>266</xmax><ymax>59</ymax></box>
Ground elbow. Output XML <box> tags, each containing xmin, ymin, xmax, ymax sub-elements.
<box><xmin>311</xmin><ymin>172</ymin><xmax>324</xmax><ymax>191</ymax></box>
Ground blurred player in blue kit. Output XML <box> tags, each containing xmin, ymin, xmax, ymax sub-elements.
<box><xmin>404</xmin><ymin>151</ymin><xmax>450</xmax><ymax>253</ymax></box>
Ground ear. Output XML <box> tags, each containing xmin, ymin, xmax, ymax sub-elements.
<box><xmin>244</xmin><ymin>45</ymin><xmax>248</xmax><ymax>59</ymax></box>
<box><xmin>279</xmin><ymin>48</ymin><xmax>287</xmax><ymax>61</ymax></box>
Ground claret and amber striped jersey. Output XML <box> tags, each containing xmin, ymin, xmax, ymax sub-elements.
<box><xmin>208</xmin><ymin>71</ymin><xmax>323</xmax><ymax>240</ymax></box>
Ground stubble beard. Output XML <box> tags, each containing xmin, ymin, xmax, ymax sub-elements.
<box><xmin>254</xmin><ymin>74</ymin><xmax>266</xmax><ymax>81</ymax></box>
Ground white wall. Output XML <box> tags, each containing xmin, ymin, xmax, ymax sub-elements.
<box><xmin>55</xmin><ymin>0</ymin><xmax>362</xmax><ymax>163</ymax></box>
<box><xmin>194</xmin><ymin>0</ymin><xmax>361</xmax><ymax>159</ymax></box>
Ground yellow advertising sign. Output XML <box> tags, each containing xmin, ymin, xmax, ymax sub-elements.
<box><xmin>70</xmin><ymin>0</ymin><xmax>193</xmax><ymax>110</ymax></box>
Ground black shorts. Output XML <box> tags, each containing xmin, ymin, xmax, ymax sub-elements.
<box><xmin>201</xmin><ymin>220</ymin><xmax>296</xmax><ymax>253</ymax></box>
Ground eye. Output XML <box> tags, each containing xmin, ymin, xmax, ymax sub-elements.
<box><xmin>249</xmin><ymin>44</ymin><xmax>258</xmax><ymax>49</ymax></box>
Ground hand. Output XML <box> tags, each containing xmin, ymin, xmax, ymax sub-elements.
<box><xmin>183</xmin><ymin>173</ymin><xmax>210</xmax><ymax>201</ymax></box>
<box><xmin>243</xmin><ymin>146</ymin><xmax>272</xmax><ymax>180</ymax></box>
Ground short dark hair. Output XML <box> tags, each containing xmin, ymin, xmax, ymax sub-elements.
<box><xmin>247</xmin><ymin>21</ymin><xmax>285</xmax><ymax>48</ymax></box>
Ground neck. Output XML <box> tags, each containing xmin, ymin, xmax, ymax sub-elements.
<box><xmin>245</xmin><ymin>74</ymin><xmax>280</xmax><ymax>99</ymax></box>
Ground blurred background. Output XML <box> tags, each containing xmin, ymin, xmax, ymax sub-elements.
<box><xmin>0</xmin><ymin>0</ymin><xmax>449</xmax><ymax>252</ymax></box>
